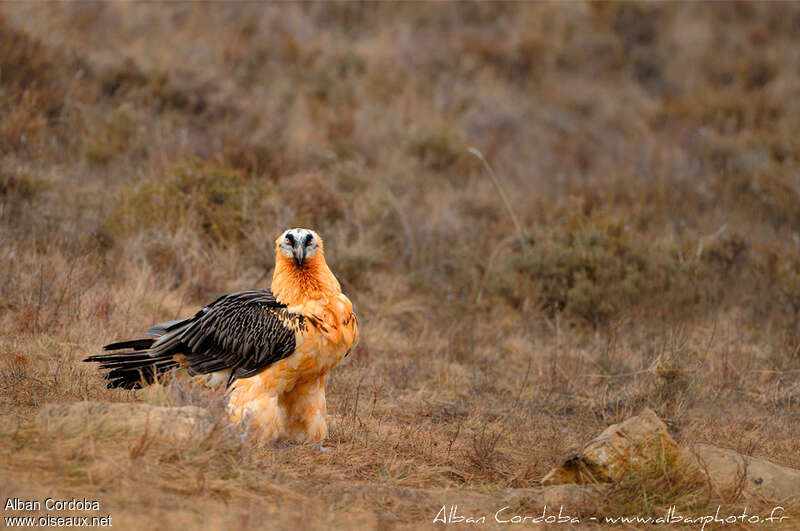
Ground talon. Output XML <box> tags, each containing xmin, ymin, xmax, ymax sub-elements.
<box><xmin>310</xmin><ymin>443</ymin><xmax>331</xmax><ymax>452</ymax></box>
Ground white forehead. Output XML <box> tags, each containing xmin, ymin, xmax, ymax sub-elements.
<box><xmin>283</xmin><ymin>228</ymin><xmax>317</xmax><ymax>240</ymax></box>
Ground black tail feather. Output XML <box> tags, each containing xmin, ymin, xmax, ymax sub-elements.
<box><xmin>146</xmin><ymin>318</ymin><xmax>192</xmax><ymax>338</ymax></box>
<box><xmin>84</xmin><ymin>339</ymin><xmax>179</xmax><ymax>390</ymax></box>
<box><xmin>101</xmin><ymin>338</ymin><xmax>155</xmax><ymax>352</ymax></box>
<box><xmin>103</xmin><ymin>359</ymin><xmax>181</xmax><ymax>389</ymax></box>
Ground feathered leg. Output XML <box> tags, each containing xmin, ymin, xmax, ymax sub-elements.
<box><xmin>282</xmin><ymin>374</ymin><xmax>328</xmax><ymax>443</ymax></box>
<box><xmin>227</xmin><ymin>377</ymin><xmax>287</xmax><ymax>441</ymax></box>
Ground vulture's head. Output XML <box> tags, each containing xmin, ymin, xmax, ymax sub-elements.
<box><xmin>276</xmin><ymin>228</ymin><xmax>322</xmax><ymax>269</ymax></box>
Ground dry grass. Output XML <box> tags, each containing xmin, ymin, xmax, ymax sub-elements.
<box><xmin>1</xmin><ymin>3</ymin><xmax>799</xmax><ymax>529</ymax></box>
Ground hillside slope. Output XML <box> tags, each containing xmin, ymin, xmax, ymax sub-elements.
<box><xmin>1</xmin><ymin>3</ymin><xmax>798</xmax><ymax>528</ymax></box>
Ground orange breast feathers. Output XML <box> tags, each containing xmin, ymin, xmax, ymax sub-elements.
<box><xmin>270</xmin><ymin>234</ymin><xmax>358</xmax><ymax>361</ymax></box>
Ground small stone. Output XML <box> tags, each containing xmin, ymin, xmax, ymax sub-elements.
<box><xmin>540</xmin><ymin>408</ymin><xmax>800</xmax><ymax>503</ymax></box>
<box><xmin>542</xmin><ymin>408</ymin><xmax>680</xmax><ymax>485</ymax></box>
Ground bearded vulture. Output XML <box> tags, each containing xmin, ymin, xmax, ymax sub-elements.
<box><xmin>84</xmin><ymin>228</ymin><xmax>359</xmax><ymax>444</ymax></box>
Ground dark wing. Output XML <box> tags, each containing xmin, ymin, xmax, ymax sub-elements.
<box><xmin>85</xmin><ymin>289</ymin><xmax>305</xmax><ymax>388</ymax></box>
<box><xmin>174</xmin><ymin>290</ymin><xmax>305</xmax><ymax>378</ymax></box>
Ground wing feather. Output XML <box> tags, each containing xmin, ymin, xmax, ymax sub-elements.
<box><xmin>165</xmin><ymin>289</ymin><xmax>304</xmax><ymax>379</ymax></box>
<box><xmin>87</xmin><ymin>289</ymin><xmax>305</xmax><ymax>389</ymax></box>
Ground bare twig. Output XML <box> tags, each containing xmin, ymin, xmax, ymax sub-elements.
<box><xmin>50</xmin><ymin>260</ymin><xmax>76</xmax><ymax>325</ymax></box>
<box><xmin>468</xmin><ymin>147</ymin><xmax>528</xmax><ymax>251</ymax></box>
<box><xmin>34</xmin><ymin>262</ymin><xmax>44</xmax><ymax>334</ymax></box>
<box><xmin>446</xmin><ymin>419</ymin><xmax>463</xmax><ymax>461</ymax></box>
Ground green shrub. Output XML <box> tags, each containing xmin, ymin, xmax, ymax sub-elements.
<box><xmin>407</xmin><ymin>126</ymin><xmax>469</xmax><ymax>173</ymax></box>
<box><xmin>492</xmin><ymin>217</ymin><xmax>695</xmax><ymax>325</ymax></box>
<box><xmin>102</xmin><ymin>159</ymin><xmax>276</xmax><ymax>245</ymax></box>
<box><xmin>84</xmin><ymin>109</ymin><xmax>135</xmax><ymax>165</ymax></box>
<box><xmin>0</xmin><ymin>170</ymin><xmax>48</xmax><ymax>225</ymax></box>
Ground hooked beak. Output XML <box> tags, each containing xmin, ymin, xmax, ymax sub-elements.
<box><xmin>292</xmin><ymin>244</ymin><xmax>306</xmax><ymax>268</ymax></box>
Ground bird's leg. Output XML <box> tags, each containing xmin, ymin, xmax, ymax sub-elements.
<box><xmin>281</xmin><ymin>375</ymin><xmax>329</xmax><ymax>443</ymax></box>
<box><xmin>227</xmin><ymin>378</ymin><xmax>286</xmax><ymax>442</ymax></box>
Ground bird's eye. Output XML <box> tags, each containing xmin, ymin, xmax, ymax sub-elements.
<box><xmin>305</xmin><ymin>235</ymin><xmax>313</xmax><ymax>247</ymax></box>
<box><xmin>285</xmin><ymin>234</ymin><xmax>294</xmax><ymax>246</ymax></box>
